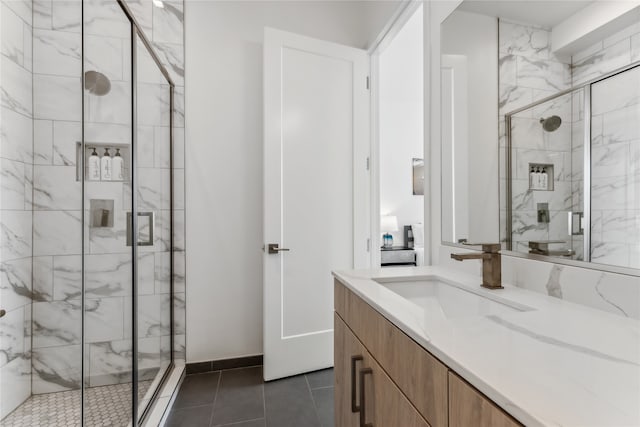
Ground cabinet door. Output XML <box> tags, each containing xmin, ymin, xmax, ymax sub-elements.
<box><xmin>335</xmin><ymin>314</ymin><xmax>430</xmax><ymax>427</ymax></box>
<box><xmin>335</xmin><ymin>313</ymin><xmax>366</xmax><ymax>427</ymax></box>
<box><xmin>335</xmin><ymin>280</ymin><xmax>449</xmax><ymax>427</ymax></box>
<box><xmin>449</xmin><ymin>372</ymin><xmax>522</xmax><ymax>427</ymax></box>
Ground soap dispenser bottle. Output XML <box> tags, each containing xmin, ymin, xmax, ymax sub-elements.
<box><xmin>541</xmin><ymin>167</ymin><xmax>548</xmax><ymax>190</ymax></box>
<box><xmin>100</xmin><ymin>148</ymin><xmax>112</xmax><ymax>181</ymax></box>
<box><xmin>535</xmin><ymin>167</ymin><xmax>542</xmax><ymax>190</ymax></box>
<box><xmin>529</xmin><ymin>166</ymin><xmax>536</xmax><ymax>189</ymax></box>
<box><xmin>112</xmin><ymin>148</ymin><xmax>124</xmax><ymax>181</ymax></box>
<box><xmin>88</xmin><ymin>147</ymin><xmax>100</xmax><ymax>181</ymax></box>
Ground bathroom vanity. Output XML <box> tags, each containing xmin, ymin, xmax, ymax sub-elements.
<box><xmin>333</xmin><ymin>266</ymin><xmax>640</xmax><ymax>427</ymax></box>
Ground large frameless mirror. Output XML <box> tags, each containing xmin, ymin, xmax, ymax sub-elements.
<box><xmin>440</xmin><ymin>0</ymin><xmax>640</xmax><ymax>276</ymax></box>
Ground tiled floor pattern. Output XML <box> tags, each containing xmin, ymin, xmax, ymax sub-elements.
<box><xmin>166</xmin><ymin>366</ymin><xmax>334</xmax><ymax>427</ymax></box>
<box><xmin>0</xmin><ymin>381</ymin><xmax>152</xmax><ymax>427</ymax></box>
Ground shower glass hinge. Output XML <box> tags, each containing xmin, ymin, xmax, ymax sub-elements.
<box><xmin>366</xmin><ymin>76</ymin><xmax>370</xmax><ymax>90</ymax></box>
<box><xmin>366</xmin><ymin>157</ymin><xmax>370</xmax><ymax>171</ymax></box>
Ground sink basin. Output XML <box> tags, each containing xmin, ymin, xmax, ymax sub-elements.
<box><xmin>374</xmin><ymin>278</ymin><xmax>532</xmax><ymax>319</ymax></box>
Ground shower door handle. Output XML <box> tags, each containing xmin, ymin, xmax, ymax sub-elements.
<box><xmin>568</xmin><ymin>211</ymin><xmax>584</xmax><ymax>236</ymax></box>
<box><xmin>127</xmin><ymin>212</ymin><xmax>155</xmax><ymax>246</ymax></box>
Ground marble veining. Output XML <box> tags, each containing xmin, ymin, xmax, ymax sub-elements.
<box><xmin>486</xmin><ymin>314</ymin><xmax>639</xmax><ymax>366</ymax></box>
<box><xmin>544</xmin><ymin>265</ymin><xmax>563</xmax><ymax>298</ymax></box>
<box><xmin>32</xmin><ymin>345</ymin><xmax>82</xmax><ymax>393</ymax></box>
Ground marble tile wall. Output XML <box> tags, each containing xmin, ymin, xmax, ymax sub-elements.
<box><xmin>503</xmin><ymin>256</ymin><xmax>640</xmax><ymax>320</ymax></box>
<box><xmin>499</xmin><ymin>19</ymin><xmax>640</xmax><ymax>315</ymax></box>
<box><xmin>0</xmin><ymin>0</ymin><xmax>34</xmax><ymax>418</ymax></box>
<box><xmin>499</xmin><ymin>20</ymin><xmax>574</xmax><ymax>254</ymax></box>
<box><xmin>589</xmin><ymin>66</ymin><xmax>640</xmax><ymax>269</ymax></box>
<box><xmin>124</xmin><ymin>0</ymin><xmax>186</xmax><ymax>366</ymax></box>
<box><xmin>571</xmin><ymin>20</ymin><xmax>640</xmax><ymax>86</ymax></box>
<box><xmin>30</xmin><ymin>0</ymin><xmax>84</xmax><ymax>394</ymax></box>
<box><xmin>26</xmin><ymin>0</ymin><xmax>185</xmax><ymax>395</ymax></box>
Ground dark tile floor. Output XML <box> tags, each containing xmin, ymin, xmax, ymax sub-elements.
<box><xmin>165</xmin><ymin>366</ymin><xmax>334</xmax><ymax>427</ymax></box>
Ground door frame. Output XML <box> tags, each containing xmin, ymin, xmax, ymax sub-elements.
<box><xmin>368</xmin><ymin>1</ymin><xmax>426</xmax><ymax>267</ymax></box>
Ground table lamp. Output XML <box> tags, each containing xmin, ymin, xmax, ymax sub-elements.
<box><xmin>380</xmin><ymin>215</ymin><xmax>398</xmax><ymax>248</ymax></box>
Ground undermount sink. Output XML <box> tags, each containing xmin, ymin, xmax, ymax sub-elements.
<box><xmin>374</xmin><ymin>277</ymin><xmax>532</xmax><ymax>319</ymax></box>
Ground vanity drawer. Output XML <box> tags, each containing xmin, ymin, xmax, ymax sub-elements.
<box><xmin>449</xmin><ymin>372</ymin><xmax>522</xmax><ymax>427</ymax></box>
<box><xmin>335</xmin><ymin>314</ymin><xmax>430</xmax><ymax>427</ymax></box>
<box><xmin>335</xmin><ymin>279</ymin><xmax>449</xmax><ymax>427</ymax></box>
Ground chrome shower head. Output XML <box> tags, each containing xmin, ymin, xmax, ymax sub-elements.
<box><xmin>540</xmin><ymin>115</ymin><xmax>562</xmax><ymax>132</ymax></box>
<box><xmin>84</xmin><ymin>70</ymin><xmax>111</xmax><ymax>96</ymax></box>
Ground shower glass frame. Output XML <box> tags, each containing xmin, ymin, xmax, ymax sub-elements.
<box><xmin>504</xmin><ymin>60</ymin><xmax>640</xmax><ymax>276</ymax></box>
<box><xmin>81</xmin><ymin>0</ymin><xmax>176</xmax><ymax>424</ymax></box>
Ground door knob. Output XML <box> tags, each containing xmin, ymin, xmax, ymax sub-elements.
<box><xmin>267</xmin><ymin>243</ymin><xmax>290</xmax><ymax>254</ymax></box>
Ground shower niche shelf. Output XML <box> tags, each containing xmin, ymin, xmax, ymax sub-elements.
<box><xmin>76</xmin><ymin>142</ymin><xmax>131</xmax><ymax>182</ymax></box>
<box><xmin>528</xmin><ymin>163</ymin><xmax>554</xmax><ymax>191</ymax></box>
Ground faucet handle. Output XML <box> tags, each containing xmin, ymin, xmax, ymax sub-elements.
<box><xmin>461</xmin><ymin>242</ymin><xmax>501</xmax><ymax>253</ymax></box>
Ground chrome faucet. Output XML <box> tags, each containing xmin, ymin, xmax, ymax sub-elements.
<box><xmin>451</xmin><ymin>243</ymin><xmax>502</xmax><ymax>289</ymax></box>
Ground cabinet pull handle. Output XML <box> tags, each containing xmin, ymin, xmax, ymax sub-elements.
<box><xmin>351</xmin><ymin>355</ymin><xmax>363</xmax><ymax>412</ymax></box>
<box><xmin>359</xmin><ymin>367</ymin><xmax>373</xmax><ymax>427</ymax></box>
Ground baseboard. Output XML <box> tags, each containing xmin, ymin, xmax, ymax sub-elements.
<box><xmin>186</xmin><ymin>355</ymin><xmax>264</xmax><ymax>374</ymax></box>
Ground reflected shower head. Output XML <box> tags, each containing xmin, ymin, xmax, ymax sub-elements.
<box><xmin>540</xmin><ymin>115</ymin><xmax>562</xmax><ymax>132</ymax></box>
<box><xmin>84</xmin><ymin>70</ymin><xmax>111</xmax><ymax>96</ymax></box>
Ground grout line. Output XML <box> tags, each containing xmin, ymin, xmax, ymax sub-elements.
<box><xmin>309</xmin><ymin>385</ymin><xmax>334</xmax><ymax>391</ymax></box>
<box><xmin>304</xmin><ymin>374</ymin><xmax>322</xmax><ymax>426</ymax></box>
<box><xmin>212</xmin><ymin>417</ymin><xmax>265</xmax><ymax>427</ymax></box>
<box><xmin>208</xmin><ymin>369</ymin><xmax>222</xmax><ymax>426</ymax></box>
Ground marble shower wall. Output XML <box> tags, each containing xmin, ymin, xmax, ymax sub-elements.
<box><xmin>29</xmin><ymin>0</ymin><xmax>185</xmax><ymax>394</ymax></box>
<box><xmin>498</xmin><ymin>18</ymin><xmax>640</xmax><ymax>314</ymax></box>
<box><xmin>123</xmin><ymin>0</ymin><xmax>186</xmax><ymax>365</ymax></box>
<box><xmin>589</xmin><ymin>66</ymin><xmax>640</xmax><ymax>269</ymax></box>
<box><xmin>571</xmin><ymin>19</ymin><xmax>640</xmax><ymax>86</ymax></box>
<box><xmin>499</xmin><ymin>20</ymin><xmax>574</xmax><ymax>253</ymax></box>
<box><xmin>0</xmin><ymin>0</ymin><xmax>34</xmax><ymax>417</ymax></box>
<box><xmin>30</xmin><ymin>0</ymin><xmax>84</xmax><ymax>394</ymax></box>
<box><xmin>571</xmin><ymin>20</ymin><xmax>640</xmax><ymax>270</ymax></box>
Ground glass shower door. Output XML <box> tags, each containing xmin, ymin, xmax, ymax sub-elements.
<box><xmin>589</xmin><ymin>66</ymin><xmax>640</xmax><ymax>269</ymax></box>
<box><xmin>133</xmin><ymin>32</ymin><xmax>173</xmax><ymax>419</ymax></box>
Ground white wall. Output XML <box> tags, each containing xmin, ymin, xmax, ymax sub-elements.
<box><xmin>440</xmin><ymin>10</ymin><xmax>499</xmax><ymax>244</ymax></box>
<box><xmin>379</xmin><ymin>5</ymin><xmax>423</xmax><ymax>247</ymax></box>
<box><xmin>184</xmin><ymin>0</ymin><xmax>399</xmax><ymax>363</ymax></box>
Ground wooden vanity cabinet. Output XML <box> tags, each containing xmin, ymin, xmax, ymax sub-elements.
<box><xmin>448</xmin><ymin>372</ymin><xmax>521</xmax><ymax>427</ymax></box>
<box><xmin>335</xmin><ymin>313</ymin><xmax>430</xmax><ymax>427</ymax></box>
<box><xmin>334</xmin><ymin>279</ymin><xmax>523</xmax><ymax>427</ymax></box>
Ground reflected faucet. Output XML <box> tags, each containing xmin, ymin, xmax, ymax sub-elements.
<box><xmin>451</xmin><ymin>243</ymin><xmax>503</xmax><ymax>289</ymax></box>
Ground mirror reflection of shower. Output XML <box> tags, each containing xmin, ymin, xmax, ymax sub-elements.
<box><xmin>84</xmin><ymin>70</ymin><xmax>111</xmax><ymax>96</ymax></box>
<box><xmin>540</xmin><ymin>115</ymin><xmax>562</xmax><ymax>132</ymax></box>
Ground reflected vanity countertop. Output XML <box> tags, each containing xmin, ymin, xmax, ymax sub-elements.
<box><xmin>332</xmin><ymin>266</ymin><xmax>640</xmax><ymax>427</ymax></box>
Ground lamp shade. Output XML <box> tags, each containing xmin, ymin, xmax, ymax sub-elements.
<box><xmin>380</xmin><ymin>215</ymin><xmax>399</xmax><ymax>232</ymax></box>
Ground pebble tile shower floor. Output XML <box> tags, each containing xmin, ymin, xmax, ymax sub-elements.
<box><xmin>1</xmin><ymin>381</ymin><xmax>151</xmax><ymax>426</ymax></box>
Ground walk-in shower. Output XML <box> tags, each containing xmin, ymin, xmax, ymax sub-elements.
<box><xmin>0</xmin><ymin>0</ymin><xmax>184</xmax><ymax>425</ymax></box>
<box><xmin>505</xmin><ymin>62</ymin><xmax>640</xmax><ymax>271</ymax></box>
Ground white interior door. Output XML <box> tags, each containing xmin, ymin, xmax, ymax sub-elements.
<box><xmin>263</xmin><ymin>28</ymin><xmax>370</xmax><ymax>381</ymax></box>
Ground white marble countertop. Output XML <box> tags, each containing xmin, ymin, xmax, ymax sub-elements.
<box><xmin>333</xmin><ymin>266</ymin><xmax>640</xmax><ymax>427</ymax></box>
